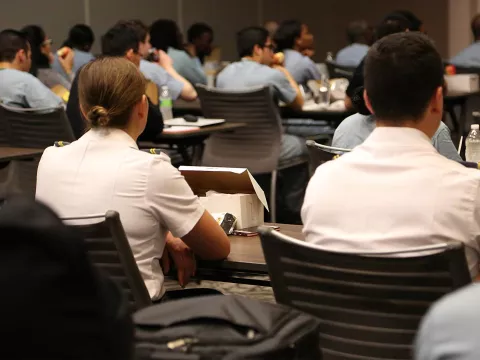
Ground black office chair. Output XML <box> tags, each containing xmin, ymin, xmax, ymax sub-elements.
<box><xmin>258</xmin><ymin>226</ymin><xmax>471</xmax><ymax>360</ymax></box>
<box><xmin>305</xmin><ymin>140</ymin><xmax>351</xmax><ymax>174</ymax></box>
<box><xmin>0</xmin><ymin>104</ymin><xmax>75</xmax><ymax>196</ymax></box>
<box><xmin>325</xmin><ymin>60</ymin><xmax>356</xmax><ymax>81</ymax></box>
<box><xmin>63</xmin><ymin>211</ymin><xmax>152</xmax><ymax>312</ymax></box>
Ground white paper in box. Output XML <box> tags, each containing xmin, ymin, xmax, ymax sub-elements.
<box><xmin>445</xmin><ymin>74</ymin><xmax>479</xmax><ymax>93</ymax></box>
<box><xmin>179</xmin><ymin>166</ymin><xmax>268</xmax><ymax>229</ymax></box>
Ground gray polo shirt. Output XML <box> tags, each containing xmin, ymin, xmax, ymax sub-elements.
<box><xmin>415</xmin><ymin>283</ymin><xmax>480</xmax><ymax>360</ymax></box>
<box><xmin>52</xmin><ymin>50</ymin><xmax>95</xmax><ymax>80</ymax></box>
<box><xmin>139</xmin><ymin>60</ymin><xmax>184</xmax><ymax>100</ymax></box>
<box><xmin>168</xmin><ymin>47</ymin><xmax>207</xmax><ymax>86</ymax></box>
<box><xmin>332</xmin><ymin>113</ymin><xmax>462</xmax><ymax>161</ymax></box>
<box><xmin>283</xmin><ymin>49</ymin><xmax>321</xmax><ymax>87</ymax></box>
<box><xmin>0</xmin><ymin>68</ymin><xmax>63</xmax><ymax>108</ymax></box>
<box><xmin>216</xmin><ymin>59</ymin><xmax>297</xmax><ymax>104</ymax></box>
<box><xmin>450</xmin><ymin>42</ymin><xmax>480</xmax><ymax>68</ymax></box>
<box><xmin>335</xmin><ymin>44</ymin><xmax>369</xmax><ymax>68</ymax></box>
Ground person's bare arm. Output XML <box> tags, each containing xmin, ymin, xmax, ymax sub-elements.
<box><xmin>181</xmin><ymin>210</ymin><xmax>230</xmax><ymax>260</ymax></box>
<box><xmin>158</xmin><ymin>50</ymin><xmax>197</xmax><ymax>101</ymax></box>
<box><xmin>272</xmin><ymin>65</ymin><xmax>304</xmax><ymax>111</ymax></box>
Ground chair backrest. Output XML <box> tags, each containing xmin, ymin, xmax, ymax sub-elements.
<box><xmin>145</xmin><ymin>81</ymin><xmax>159</xmax><ymax>106</ymax></box>
<box><xmin>63</xmin><ymin>211</ymin><xmax>152</xmax><ymax>312</ymax></box>
<box><xmin>325</xmin><ymin>60</ymin><xmax>356</xmax><ymax>81</ymax></box>
<box><xmin>306</xmin><ymin>140</ymin><xmax>351</xmax><ymax>172</ymax></box>
<box><xmin>197</xmin><ymin>84</ymin><xmax>282</xmax><ymax>174</ymax></box>
<box><xmin>259</xmin><ymin>226</ymin><xmax>471</xmax><ymax>360</ymax></box>
<box><xmin>0</xmin><ymin>104</ymin><xmax>75</xmax><ymax>148</ymax></box>
<box><xmin>0</xmin><ymin>104</ymin><xmax>75</xmax><ymax>195</ymax></box>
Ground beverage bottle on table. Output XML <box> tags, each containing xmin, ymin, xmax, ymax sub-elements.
<box><xmin>316</xmin><ymin>74</ymin><xmax>331</xmax><ymax>107</ymax></box>
<box><xmin>326</xmin><ymin>52</ymin><xmax>334</xmax><ymax>62</ymax></box>
<box><xmin>466</xmin><ymin>124</ymin><xmax>480</xmax><ymax>162</ymax></box>
<box><xmin>159</xmin><ymin>85</ymin><xmax>173</xmax><ymax>120</ymax></box>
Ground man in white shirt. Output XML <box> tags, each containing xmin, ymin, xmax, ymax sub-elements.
<box><xmin>302</xmin><ymin>32</ymin><xmax>480</xmax><ymax>278</ymax></box>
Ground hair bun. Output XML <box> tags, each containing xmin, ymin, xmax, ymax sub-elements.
<box><xmin>88</xmin><ymin>106</ymin><xmax>110</xmax><ymax>127</ymax></box>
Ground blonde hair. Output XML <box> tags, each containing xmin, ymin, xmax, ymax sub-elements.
<box><xmin>78</xmin><ymin>57</ymin><xmax>147</xmax><ymax>129</ymax></box>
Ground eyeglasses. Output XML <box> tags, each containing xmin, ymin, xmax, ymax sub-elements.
<box><xmin>42</xmin><ymin>39</ymin><xmax>53</xmax><ymax>47</ymax></box>
<box><xmin>264</xmin><ymin>44</ymin><xmax>275</xmax><ymax>50</ymax></box>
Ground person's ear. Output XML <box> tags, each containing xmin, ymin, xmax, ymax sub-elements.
<box><xmin>136</xmin><ymin>95</ymin><xmax>148</xmax><ymax>121</ymax></box>
<box><xmin>79</xmin><ymin>105</ymin><xmax>89</xmax><ymax>120</ymax></box>
<box><xmin>125</xmin><ymin>49</ymin><xmax>136</xmax><ymax>63</ymax></box>
<box><xmin>16</xmin><ymin>49</ymin><xmax>25</xmax><ymax>63</ymax></box>
<box><xmin>431</xmin><ymin>86</ymin><xmax>444</xmax><ymax>114</ymax></box>
<box><xmin>363</xmin><ymin>89</ymin><xmax>375</xmax><ymax>115</ymax></box>
<box><xmin>253</xmin><ymin>44</ymin><xmax>262</xmax><ymax>57</ymax></box>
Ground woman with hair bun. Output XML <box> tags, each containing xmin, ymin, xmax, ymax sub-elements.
<box><xmin>36</xmin><ymin>57</ymin><xmax>230</xmax><ymax>301</ymax></box>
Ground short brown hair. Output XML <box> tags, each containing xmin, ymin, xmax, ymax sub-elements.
<box><xmin>78</xmin><ymin>57</ymin><xmax>146</xmax><ymax>129</ymax></box>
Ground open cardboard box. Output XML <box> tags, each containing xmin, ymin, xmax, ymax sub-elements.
<box><xmin>179</xmin><ymin>166</ymin><xmax>268</xmax><ymax>229</ymax></box>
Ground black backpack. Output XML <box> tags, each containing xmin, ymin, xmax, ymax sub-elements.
<box><xmin>134</xmin><ymin>295</ymin><xmax>322</xmax><ymax>360</ymax></box>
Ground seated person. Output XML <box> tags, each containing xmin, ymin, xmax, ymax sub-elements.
<box><xmin>139</xmin><ymin>19</ymin><xmax>196</xmax><ymax>101</ymax></box>
<box><xmin>217</xmin><ymin>26</ymin><xmax>305</xmax><ymax>161</ymax></box>
<box><xmin>450</xmin><ymin>14</ymin><xmax>480</xmax><ymax>68</ymax></box>
<box><xmin>52</xmin><ymin>24</ymin><xmax>95</xmax><ymax>78</ymax></box>
<box><xmin>22</xmin><ymin>25</ymin><xmax>73</xmax><ymax>91</ymax></box>
<box><xmin>345</xmin><ymin>13</ymin><xmax>412</xmax><ymax>111</ymax></box>
<box><xmin>66</xmin><ymin>22</ymin><xmax>164</xmax><ymax>140</ymax></box>
<box><xmin>217</xmin><ymin>26</ymin><xmax>307</xmax><ymax>222</ymax></box>
<box><xmin>274</xmin><ymin>20</ymin><xmax>321</xmax><ymax>87</ymax></box>
<box><xmin>302</xmin><ymin>32</ymin><xmax>480</xmax><ymax>279</ymax></box>
<box><xmin>415</xmin><ymin>283</ymin><xmax>480</xmax><ymax>360</ymax></box>
<box><xmin>0</xmin><ymin>198</ymin><xmax>133</xmax><ymax>360</ymax></box>
<box><xmin>0</xmin><ymin>29</ymin><xmax>63</xmax><ymax>108</ymax></box>
<box><xmin>336</xmin><ymin>20</ymin><xmax>372</xmax><ymax>67</ymax></box>
<box><xmin>36</xmin><ymin>57</ymin><xmax>230</xmax><ymax>301</ymax></box>
<box><xmin>149</xmin><ymin>20</ymin><xmax>210</xmax><ymax>86</ymax></box>
<box><xmin>333</xmin><ymin>113</ymin><xmax>462</xmax><ymax>161</ymax></box>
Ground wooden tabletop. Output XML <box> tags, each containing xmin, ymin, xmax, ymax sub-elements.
<box><xmin>199</xmin><ymin>223</ymin><xmax>303</xmax><ymax>273</ymax></box>
<box><xmin>155</xmin><ymin>122</ymin><xmax>246</xmax><ymax>140</ymax></box>
<box><xmin>0</xmin><ymin>147</ymin><xmax>44</xmax><ymax>162</ymax></box>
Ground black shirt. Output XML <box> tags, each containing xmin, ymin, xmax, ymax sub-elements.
<box><xmin>66</xmin><ymin>69</ymin><xmax>164</xmax><ymax>141</ymax></box>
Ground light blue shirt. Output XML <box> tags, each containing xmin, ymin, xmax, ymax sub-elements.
<box><xmin>52</xmin><ymin>50</ymin><xmax>95</xmax><ymax>80</ymax></box>
<box><xmin>139</xmin><ymin>60</ymin><xmax>184</xmax><ymax>100</ymax></box>
<box><xmin>332</xmin><ymin>113</ymin><xmax>462</xmax><ymax>161</ymax></box>
<box><xmin>216</xmin><ymin>59</ymin><xmax>297</xmax><ymax>104</ymax></box>
<box><xmin>450</xmin><ymin>42</ymin><xmax>480</xmax><ymax>68</ymax></box>
<box><xmin>415</xmin><ymin>283</ymin><xmax>480</xmax><ymax>360</ymax></box>
<box><xmin>168</xmin><ymin>47</ymin><xmax>207</xmax><ymax>86</ymax></box>
<box><xmin>0</xmin><ymin>68</ymin><xmax>63</xmax><ymax>109</ymax></box>
<box><xmin>335</xmin><ymin>44</ymin><xmax>369</xmax><ymax>67</ymax></box>
<box><xmin>283</xmin><ymin>49</ymin><xmax>321</xmax><ymax>87</ymax></box>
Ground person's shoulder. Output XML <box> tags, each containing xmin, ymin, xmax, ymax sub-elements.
<box><xmin>6</xmin><ymin>69</ymin><xmax>39</xmax><ymax>83</ymax></box>
<box><xmin>336</xmin><ymin>113</ymin><xmax>371</xmax><ymax>131</ymax></box>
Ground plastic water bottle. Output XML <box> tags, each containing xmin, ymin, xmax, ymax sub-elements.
<box><xmin>159</xmin><ymin>85</ymin><xmax>173</xmax><ymax>120</ymax></box>
<box><xmin>326</xmin><ymin>52</ymin><xmax>334</xmax><ymax>62</ymax></box>
<box><xmin>466</xmin><ymin>124</ymin><xmax>480</xmax><ymax>162</ymax></box>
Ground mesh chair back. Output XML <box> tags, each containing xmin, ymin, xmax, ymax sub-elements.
<box><xmin>259</xmin><ymin>226</ymin><xmax>471</xmax><ymax>360</ymax></box>
<box><xmin>306</xmin><ymin>140</ymin><xmax>351</xmax><ymax>171</ymax></box>
<box><xmin>63</xmin><ymin>211</ymin><xmax>152</xmax><ymax>312</ymax></box>
<box><xmin>197</xmin><ymin>85</ymin><xmax>282</xmax><ymax>174</ymax></box>
<box><xmin>325</xmin><ymin>60</ymin><xmax>355</xmax><ymax>80</ymax></box>
<box><xmin>0</xmin><ymin>104</ymin><xmax>75</xmax><ymax>195</ymax></box>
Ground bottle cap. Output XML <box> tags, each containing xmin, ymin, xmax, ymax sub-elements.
<box><xmin>472</xmin><ymin>124</ymin><xmax>480</xmax><ymax>130</ymax></box>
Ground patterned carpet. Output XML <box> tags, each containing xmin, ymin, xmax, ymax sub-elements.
<box><xmin>164</xmin><ymin>278</ymin><xmax>275</xmax><ymax>303</ymax></box>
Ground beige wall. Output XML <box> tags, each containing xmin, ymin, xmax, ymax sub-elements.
<box><xmin>0</xmin><ymin>0</ymin><xmax>457</xmax><ymax>60</ymax></box>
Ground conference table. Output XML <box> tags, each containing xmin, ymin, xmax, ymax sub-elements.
<box><xmin>196</xmin><ymin>223</ymin><xmax>304</xmax><ymax>287</ymax></box>
<box><xmin>0</xmin><ymin>147</ymin><xmax>44</xmax><ymax>169</ymax></box>
<box><xmin>140</xmin><ymin>122</ymin><xmax>246</xmax><ymax>165</ymax></box>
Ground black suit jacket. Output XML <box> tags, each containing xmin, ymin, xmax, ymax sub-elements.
<box><xmin>66</xmin><ymin>68</ymin><xmax>164</xmax><ymax>141</ymax></box>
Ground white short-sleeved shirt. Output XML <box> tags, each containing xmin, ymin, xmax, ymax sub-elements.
<box><xmin>302</xmin><ymin>127</ymin><xmax>480</xmax><ymax>278</ymax></box>
<box><xmin>36</xmin><ymin>128</ymin><xmax>204</xmax><ymax>299</ymax></box>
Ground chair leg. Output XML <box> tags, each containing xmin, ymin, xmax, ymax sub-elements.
<box><xmin>270</xmin><ymin>170</ymin><xmax>277</xmax><ymax>223</ymax></box>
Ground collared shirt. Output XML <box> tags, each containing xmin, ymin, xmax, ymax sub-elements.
<box><xmin>0</xmin><ymin>68</ymin><xmax>63</xmax><ymax>109</ymax></box>
<box><xmin>450</xmin><ymin>42</ymin><xmax>480</xmax><ymax>68</ymax></box>
<box><xmin>283</xmin><ymin>49</ymin><xmax>322</xmax><ymax>87</ymax></box>
<box><xmin>37</xmin><ymin>68</ymin><xmax>72</xmax><ymax>90</ymax></box>
<box><xmin>332</xmin><ymin>113</ymin><xmax>462</xmax><ymax>161</ymax></box>
<box><xmin>139</xmin><ymin>60</ymin><xmax>184</xmax><ymax>100</ymax></box>
<box><xmin>302</xmin><ymin>127</ymin><xmax>480</xmax><ymax>277</ymax></box>
<box><xmin>52</xmin><ymin>50</ymin><xmax>95</xmax><ymax>80</ymax></box>
<box><xmin>216</xmin><ymin>58</ymin><xmax>297</xmax><ymax>104</ymax></box>
<box><xmin>168</xmin><ymin>47</ymin><xmax>207</xmax><ymax>85</ymax></box>
<box><xmin>415</xmin><ymin>283</ymin><xmax>480</xmax><ymax>360</ymax></box>
<box><xmin>335</xmin><ymin>43</ymin><xmax>369</xmax><ymax>68</ymax></box>
<box><xmin>35</xmin><ymin>128</ymin><xmax>204</xmax><ymax>299</ymax></box>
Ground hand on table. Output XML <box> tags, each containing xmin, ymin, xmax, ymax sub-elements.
<box><xmin>161</xmin><ymin>233</ymin><xmax>196</xmax><ymax>287</ymax></box>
